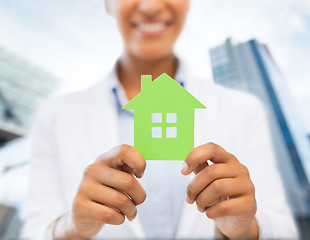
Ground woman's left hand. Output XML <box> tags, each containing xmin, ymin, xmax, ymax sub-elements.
<box><xmin>181</xmin><ymin>142</ymin><xmax>258</xmax><ymax>239</ymax></box>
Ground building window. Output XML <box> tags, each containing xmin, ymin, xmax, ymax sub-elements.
<box><xmin>152</xmin><ymin>113</ymin><xmax>162</xmax><ymax>123</ymax></box>
<box><xmin>152</xmin><ymin>127</ymin><xmax>162</xmax><ymax>138</ymax></box>
<box><xmin>151</xmin><ymin>113</ymin><xmax>177</xmax><ymax>139</ymax></box>
<box><xmin>166</xmin><ymin>127</ymin><xmax>177</xmax><ymax>138</ymax></box>
<box><xmin>166</xmin><ymin>113</ymin><xmax>177</xmax><ymax>123</ymax></box>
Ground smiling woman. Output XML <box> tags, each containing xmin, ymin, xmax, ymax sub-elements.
<box><xmin>20</xmin><ymin>0</ymin><xmax>298</xmax><ymax>239</ymax></box>
<box><xmin>104</xmin><ymin>0</ymin><xmax>191</xmax><ymax>101</ymax></box>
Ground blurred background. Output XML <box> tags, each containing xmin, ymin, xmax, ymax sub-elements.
<box><xmin>0</xmin><ymin>0</ymin><xmax>309</xmax><ymax>239</ymax></box>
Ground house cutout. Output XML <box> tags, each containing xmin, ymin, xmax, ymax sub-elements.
<box><xmin>122</xmin><ymin>73</ymin><xmax>206</xmax><ymax>160</ymax></box>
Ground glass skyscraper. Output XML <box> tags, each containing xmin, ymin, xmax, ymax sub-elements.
<box><xmin>0</xmin><ymin>47</ymin><xmax>61</xmax><ymax>145</ymax></box>
<box><xmin>210</xmin><ymin>38</ymin><xmax>310</xmax><ymax>238</ymax></box>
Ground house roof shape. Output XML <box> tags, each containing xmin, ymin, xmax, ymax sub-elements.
<box><xmin>122</xmin><ymin>73</ymin><xmax>206</xmax><ymax>110</ymax></box>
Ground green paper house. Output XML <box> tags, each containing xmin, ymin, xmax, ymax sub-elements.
<box><xmin>122</xmin><ymin>73</ymin><xmax>206</xmax><ymax>160</ymax></box>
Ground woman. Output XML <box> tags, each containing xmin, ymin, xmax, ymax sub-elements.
<box><xmin>22</xmin><ymin>0</ymin><xmax>298</xmax><ymax>239</ymax></box>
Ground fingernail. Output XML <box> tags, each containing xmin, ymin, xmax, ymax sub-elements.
<box><xmin>136</xmin><ymin>172</ymin><xmax>144</xmax><ymax>178</ymax></box>
<box><xmin>181</xmin><ymin>162</ymin><xmax>189</xmax><ymax>175</ymax></box>
<box><xmin>186</xmin><ymin>195</ymin><xmax>193</xmax><ymax>204</ymax></box>
<box><xmin>198</xmin><ymin>207</ymin><xmax>205</xmax><ymax>213</ymax></box>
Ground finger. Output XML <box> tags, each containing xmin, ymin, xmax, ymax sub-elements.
<box><xmin>205</xmin><ymin>195</ymin><xmax>257</xmax><ymax>220</ymax></box>
<box><xmin>98</xmin><ymin>144</ymin><xmax>146</xmax><ymax>178</ymax></box>
<box><xmin>182</xmin><ymin>142</ymin><xmax>236</xmax><ymax>175</ymax></box>
<box><xmin>89</xmin><ymin>165</ymin><xmax>146</xmax><ymax>205</ymax></box>
<box><xmin>74</xmin><ymin>198</ymin><xmax>125</xmax><ymax>225</ymax></box>
<box><xmin>120</xmin><ymin>163</ymin><xmax>136</xmax><ymax>175</ymax></box>
<box><xmin>85</xmin><ymin>182</ymin><xmax>137</xmax><ymax>221</ymax></box>
<box><xmin>186</xmin><ymin>164</ymin><xmax>237</xmax><ymax>204</ymax></box>
<box><xmin>196</xmin><ymin>178</ymin><xmax>255</xmax><ymax>212</ymax></box>
<box><xmin>193</xmin><ymin>161</ymin><xmax>209</xmax><ymax>175</ymax></box>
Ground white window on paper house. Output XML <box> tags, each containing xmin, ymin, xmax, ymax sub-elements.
<box><xmin>151</xmin><ymin>113</ymin><xmax>177</xmax><ymax>139</ymax></box>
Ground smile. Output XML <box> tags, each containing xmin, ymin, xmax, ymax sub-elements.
<box><xmin>133</xmin><ymin>21</ymin><xmax>170</xmax><ymax>35</ymax></box>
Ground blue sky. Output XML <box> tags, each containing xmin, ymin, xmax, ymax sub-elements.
<box><xmin>0</xmin><ymin>0</ymin><xmax>309</xmax><ymax>131</ymax></box>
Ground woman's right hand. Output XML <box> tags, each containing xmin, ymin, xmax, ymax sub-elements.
<box><xmin>54</xmin><ymin>144</ymin><xmax>147</xmax><ymax>239</ymax></box>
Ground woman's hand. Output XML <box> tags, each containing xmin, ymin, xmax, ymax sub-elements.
<box><xmin>181</xmin><ymin>143</ymin><xmax>258</xmax><ymax>239</ymax></box>
<box><xmin>54</xmin><ymin>144</ymin><xmax>146</xmax><ymax>239</ymax></box>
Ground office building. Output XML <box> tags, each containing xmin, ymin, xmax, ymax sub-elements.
<box><xmin>0</xmin><ymin>47</ymin><xmax>61</xmax><ymax>237</ymax></box>
<box><xmin>210</xmin><ymin>38</ymin><xmax>310</xmax><ymax>238</ymax></box>
<box><xmin>0</xmin><ymin>47</ymin><xmax>61</xmax><ymax>145</ymax></box>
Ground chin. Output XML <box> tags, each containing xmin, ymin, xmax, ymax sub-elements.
<box><xmin>135</xmin><ymin>46</ymin><xmax>173</xmax><ymax>63</ymax></box>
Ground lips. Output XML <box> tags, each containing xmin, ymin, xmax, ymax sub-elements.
<box><xmin>133</xmin><ymin>21</ymin><xmax>170</xmax><ymax>35</ymax></box>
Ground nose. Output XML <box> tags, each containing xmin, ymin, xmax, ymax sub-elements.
<box><xmin>138</xmin><ymin>0</ymin><xmax>164</xmax><ymax>17</ymax></box>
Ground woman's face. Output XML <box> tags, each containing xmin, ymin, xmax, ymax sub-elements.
<box><xmin>105</xmin><ymin>0</ymin><xmax>190</xmax><ymax>62</ymax></box>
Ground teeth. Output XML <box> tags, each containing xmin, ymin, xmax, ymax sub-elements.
<box><xmin>136</xmin><ymin>23</ymin><xmax>166</xmax><ymax>33</ymax></box>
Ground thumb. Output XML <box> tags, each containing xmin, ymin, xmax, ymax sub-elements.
<box><xmin>99</xmin><ymin>144</ymin><xmax>146</xmax><ymax>178</ymax></box>
<box><xmin>181</xmin><ymin>143</ymin><xmax>232</xmax><ymax>175</ymax></box>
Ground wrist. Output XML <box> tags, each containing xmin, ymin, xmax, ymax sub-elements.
<box><xmin>53</xmin><ymin>212</ymin><xmax>85</xmax><ymax>239</ymax></box>
<box><xmin>215</xmin><ymin>218</ymin><xmax>259</xmax><ymax>240</ymax></box>
<box><xmin>236</xmin><ymin>217</ymin><xmax>259</xmax><ymax>239</ymax></box>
